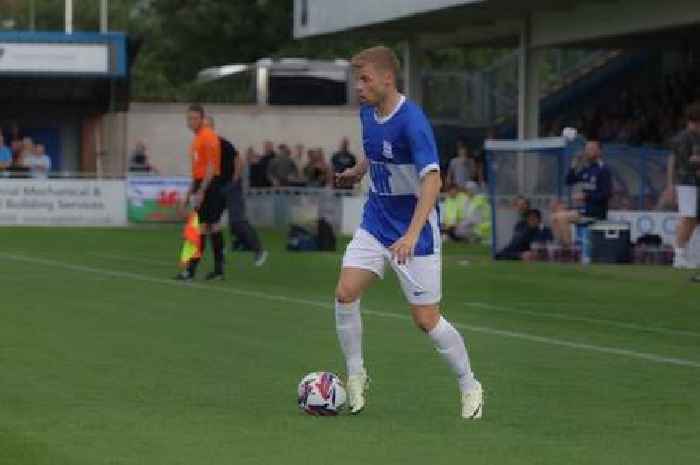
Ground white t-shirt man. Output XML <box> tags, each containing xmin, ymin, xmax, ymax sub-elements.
<box><xmin>25</xmin><ymin>148</ymin><xmax>52</xmax><ymax>178</ymax></box>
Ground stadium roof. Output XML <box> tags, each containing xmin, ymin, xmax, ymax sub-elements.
<box><xmin>294</xmin><ymin>0</ymin><xmax>700</xmax><ymax>49</ymax></box>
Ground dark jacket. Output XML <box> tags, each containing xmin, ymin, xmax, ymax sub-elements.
<box><xmin>566</xmin><ymin>161</ymin><xmax>612</xmax><ymax>219</ymax></box>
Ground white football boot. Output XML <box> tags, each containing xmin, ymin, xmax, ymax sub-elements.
<box><xmin>461</xmin><ymin>381</ymin><xmax>484</xmax><ymax>419</ymax></box>
<box><xmin>346</xmin><ymin>368</ymin><xmax>369</xmax><ymax>414</ymax></box>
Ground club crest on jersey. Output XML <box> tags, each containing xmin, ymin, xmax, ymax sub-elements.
<box><xmin>382</xmin><ymin>140</ymin><xmax>394</xmax><ymax>159</ymax></box>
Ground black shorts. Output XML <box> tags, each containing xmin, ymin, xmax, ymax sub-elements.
<box><xmin>193</xmin><ymin>177</ymin><xmax>225</xmax><ymax>225</ymax></box>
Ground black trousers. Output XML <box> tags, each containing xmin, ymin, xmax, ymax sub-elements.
<box><xmin>223</xmin><ymin>181</ymin><xmax>262</xmax><ymax>253</ymax></box>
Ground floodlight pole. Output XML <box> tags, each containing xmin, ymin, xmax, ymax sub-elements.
<box><xmin>65</xmin><ymin>0</ymin><xmax>73</xmax><ymax>34</ymax></box>
<box><xmin>402</xmin><ymin>38</ymin><xmax>424</xmax><ymax>105</ymax></box>
<box><xmin>100</xmin><ymin>0</ymin><xmax>109</xmax><ymax>33</ymax></box>
<box><xmin>517</xmin><ymin>15</ymin><xmax>544</xmax><ymax>193</ymax></box>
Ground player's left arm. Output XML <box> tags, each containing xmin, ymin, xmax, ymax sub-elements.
<box><xmin>390</xmin><ymin>112</ymin><xmax>442</xmax><ymax>264</ymax></box>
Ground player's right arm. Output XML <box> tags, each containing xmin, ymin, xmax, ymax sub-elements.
<box><xmin>336</xmin><ymin>157</ymin><xmax>368</xmax><ymax>186</ymax></box>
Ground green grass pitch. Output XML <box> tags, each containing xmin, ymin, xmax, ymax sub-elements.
<box><xmin>1</xmin><ymin>226</ymin><xmax>698</xmax><ymax>465</ymax></box>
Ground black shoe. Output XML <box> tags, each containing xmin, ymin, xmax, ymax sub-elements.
<box><xmin>204</xmin><ymin>271</ymin><xmax>225</xmax><ymax>281</ymax></box>
<box><xmin>174</xmin><ymin>271</ymin><xmax>193</xmax><ymax>282</ymax></box>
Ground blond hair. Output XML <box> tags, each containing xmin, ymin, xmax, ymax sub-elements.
<box><xmin>351</xmin><ymin>46</ymin><xmax>400</xmax><ymax>77</ymax></box>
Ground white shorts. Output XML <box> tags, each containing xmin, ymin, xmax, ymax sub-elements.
<box><xmin>342</xmin><ymin>228</ymin><xmax>441</xmax><ymax>305</ymax></box>
<box><xmin>677</xmin><ymin>185</ymin><xmax>698</xmax><ymax>218</ymax></box>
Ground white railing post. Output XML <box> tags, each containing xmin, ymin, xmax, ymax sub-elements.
<box><xmin>65</xmin><ymin>0</ymin><xmax>73</xmax><ymax>34</ymax></box>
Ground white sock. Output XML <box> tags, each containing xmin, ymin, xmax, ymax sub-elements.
<box><xmin>428</xmin><ymin>316</ymin><xmax>477</xmax><ymax>393</ymax></box>
<box><xmin>335</xmin><ymin>300</ymin><xmax>364</xmax><ymax>376</ymax></box>
<box><xmin>675</xmin><ymin>247</ymin><xmax>688</xmax><ymax>258</ymax></box>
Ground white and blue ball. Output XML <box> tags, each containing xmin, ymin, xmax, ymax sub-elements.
<box><xmin>297</xmin><ymin>372</ymin><xmax>346</xmax><ymax>416</ymax></box>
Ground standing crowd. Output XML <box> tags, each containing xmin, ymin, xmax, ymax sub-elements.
<box><xmin>245</xmin><ymin>138</ymin><xmax>357</xmax><ymax>189</ymax></box>
<box><xmin>0</xmin><ymin>125</ymin><xmax>52</xmax><ymax>178</ymax></box>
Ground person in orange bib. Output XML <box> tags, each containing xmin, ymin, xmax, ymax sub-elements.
<box><xmin>176</xmin><ymin>104</ymin><xmax>226</xmax><ymax>281</ymax></box>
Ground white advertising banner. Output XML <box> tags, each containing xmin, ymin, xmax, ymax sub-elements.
<box><xmin>608</xmin><ymin>210</ymin><xmax>700</xmax><ymax>260</ymax></box>
<box><xmin>607</xmin><ymin>210</ymin><xmax>679</xmax><ymax>244</ymax></box>
<box><xmin>0</xmin><ymin>43</ymin><xmax>109</xmax><ymax>74</ymax></box>
<box><xmin>0</xmin><ymin>179</ymin><xmax>127</xmax><ymax>226</ymax></box>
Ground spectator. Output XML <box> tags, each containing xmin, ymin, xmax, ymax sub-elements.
<box><xmin>445</xmin><ymin>138</ymin><xmax>473</xmax><ymax>189</ymax></box>
<box><xmin>128</xmin><ymin>141</ymin><xmax>159</xmax><ymax>174</ymax></box>
<box><xmin>292</xmin><ymin>143</ymin><xmax>306</xmax><ymax>173</ymax></box>
<box><xmin>249</xmin><ymin>140</ymin><xmax>275</xmax><ymax>188</ymax></box>
<box><xmin>331</xmin><ymin>137</ymin><xmax>357</xmax><ymax>188</ymax></box>
<box><xmin>267</xmin><ymin>144</ymin><xmax>299</xmax><ymax>187</ymax></box>
<box><xmin>496</xmin><ymin>209</ymin><xmax>553</xmax><ymax>261</ymax></box>
<box><xmin>240</xmin><ymin>146</ymin><xmax>258</xmax><ymax>189</ymax></box>
<box><xmin>24</xmin><ymin>143</ymin><xmax>52</xmax><ymax>178</ymax></box>
<box><xmin>10</xmin><ymin>139</ymin><xmax>22</xmax><ymax>166</ymax></box>
<box><xmin>18</xmin><ymin>137</ymin><xmax>33</xmax><ymax>167</ymax></box>
<box><xmin>443</xmin><ymin>182</ymin><xmax>492</xmax><ymax>243</ymax></box>
<box><xmin>441</xmin><ymin>184</ymin><xmax>469</xmax><ymax>241</ymax></box>
<box><xmin>512</xmin><ymin>195</ymin><xmax>531</xmax><ymax>236</ymax></box>
<box><xmin>0</xmin><ymin>133</ymin><xmax>11</xmax><ymax>176</ymax></box>
<box><xmin>471</xmin><ymin>148</ymin><xmax>486</xmax><ymax>187</ymax></box>
<box><xmin>7</xmin><ymin>123</ymin><xmax>22</xmax><ymax>157</ymax></box>
<box><xmin>460</xmin><ymin>183</ymin><xmax>492</xmax><ymax>243</ymax></box>
<box><xmin>8</xmin><ymin>137</ymin><xmax>33</xmax><ymax>177</ymax></box>
<box><xmin>303</xmin><ymin>148</ymin><xmax>332</xmax><ymax>188</ymax></box>
<box><xmin>551</xmin><ymin>140</ymin><xmax>612</xmax><ymax>246</ymax></box>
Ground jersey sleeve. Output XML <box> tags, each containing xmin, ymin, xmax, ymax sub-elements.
<box><xmin>406</xmin><ymin>108</ymin><xmax>440</xmax><ymax>178</ymax></box>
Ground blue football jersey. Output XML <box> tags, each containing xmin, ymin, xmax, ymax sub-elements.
<box><xmin>359</xmin><ymin>96</ymin><xmax>441</xmax><ymax>256</ymax></box>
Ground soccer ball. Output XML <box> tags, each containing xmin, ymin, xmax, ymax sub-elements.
<box><xmin>297</xmin><ymin>371</ymin><xmax>346</xmax><ymax>416</ymax></box>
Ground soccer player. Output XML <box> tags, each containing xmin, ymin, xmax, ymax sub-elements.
<box><xmin>333</xmin><ymin>46</ymin><xmax>483</xmax><ymax>419</ymax></box>
<box><xmin>176</xmin><ymin>104</ymin><xmax>226</xmax><ymax>281</ymax></box>
<box><xmin>669</xmin><ymin>103</ymin><xmax>700</xmax><ymax>269</ymax></box>
<box><xmin>203</xmin><ymin>116</ymin><xmax>268</xmax><ymax>267</ymax></box>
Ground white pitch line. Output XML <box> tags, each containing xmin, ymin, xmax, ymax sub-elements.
<box><xmin>89</xmin><ymin>252</ymin><xmax>175</xmax><ymax>267</ymax></box>
<box><xmin>3</xmin><ymin>252</ymin><xmax>700</xmax><ymax>370</ymax></box>
<box><xmin>464</xmin><ymin>302</ymin><xmax>700</xmax><ymax>339</ymax></box>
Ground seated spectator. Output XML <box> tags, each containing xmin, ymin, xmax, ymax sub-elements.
<box><xmin>128</xmin><ymin>141</ymin><xmax>159</xmax><ymax>174</ymax></box>
<box><xmin>461</xmin><ymin>184</ymin><xmax>492</xmax><ymax>243</ymax></box>
<box><xmin>441</xmin><ymin>184</ymin><xmax>469</xmax><ymax>241</ymax></box>
<box><xmin>0</xmin><ymin>133</ymin><xmax>11</xmax><ymax>176</ymax></box>
<box><xmin>446</xmin><ymin>182</ymin><xmax>492</xmax><ymax>243</ymax></box>
<box><xmin>496</xmin><ymin>209</ymin><xmax>553</xmax><ymax>261</ymax></box>
<box><xmin>446</xmin><ymin>138</ymin><xmax>473</xmax><ymax>190</ymax></box>
<box><xmin>24</xmin><ymin>143</ymin><xmax>52</xmax><ymax>178</ymax></box>
<box><xmin>267</xmin><ymin>144</ymin><xmax>299</xmax><ymax>187</ymax></box>
<box><xmin>331</xmin><ymin>137</ymin><xmax>357</xmax><ymax>189</ymax></box>
<box><xmin>303</xmin><ymin>148</ymin><xmax>332</xmax><ymax>188</ymax></box>
<box><xmin>249</xmin><ymin>141</ymin><xmax>275</xmax><ymax>188</ymax></box>
<box><xmin>551</xmin><ymin>140</ymin><xmax>612</xmax><ymax>245</ymax></box>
